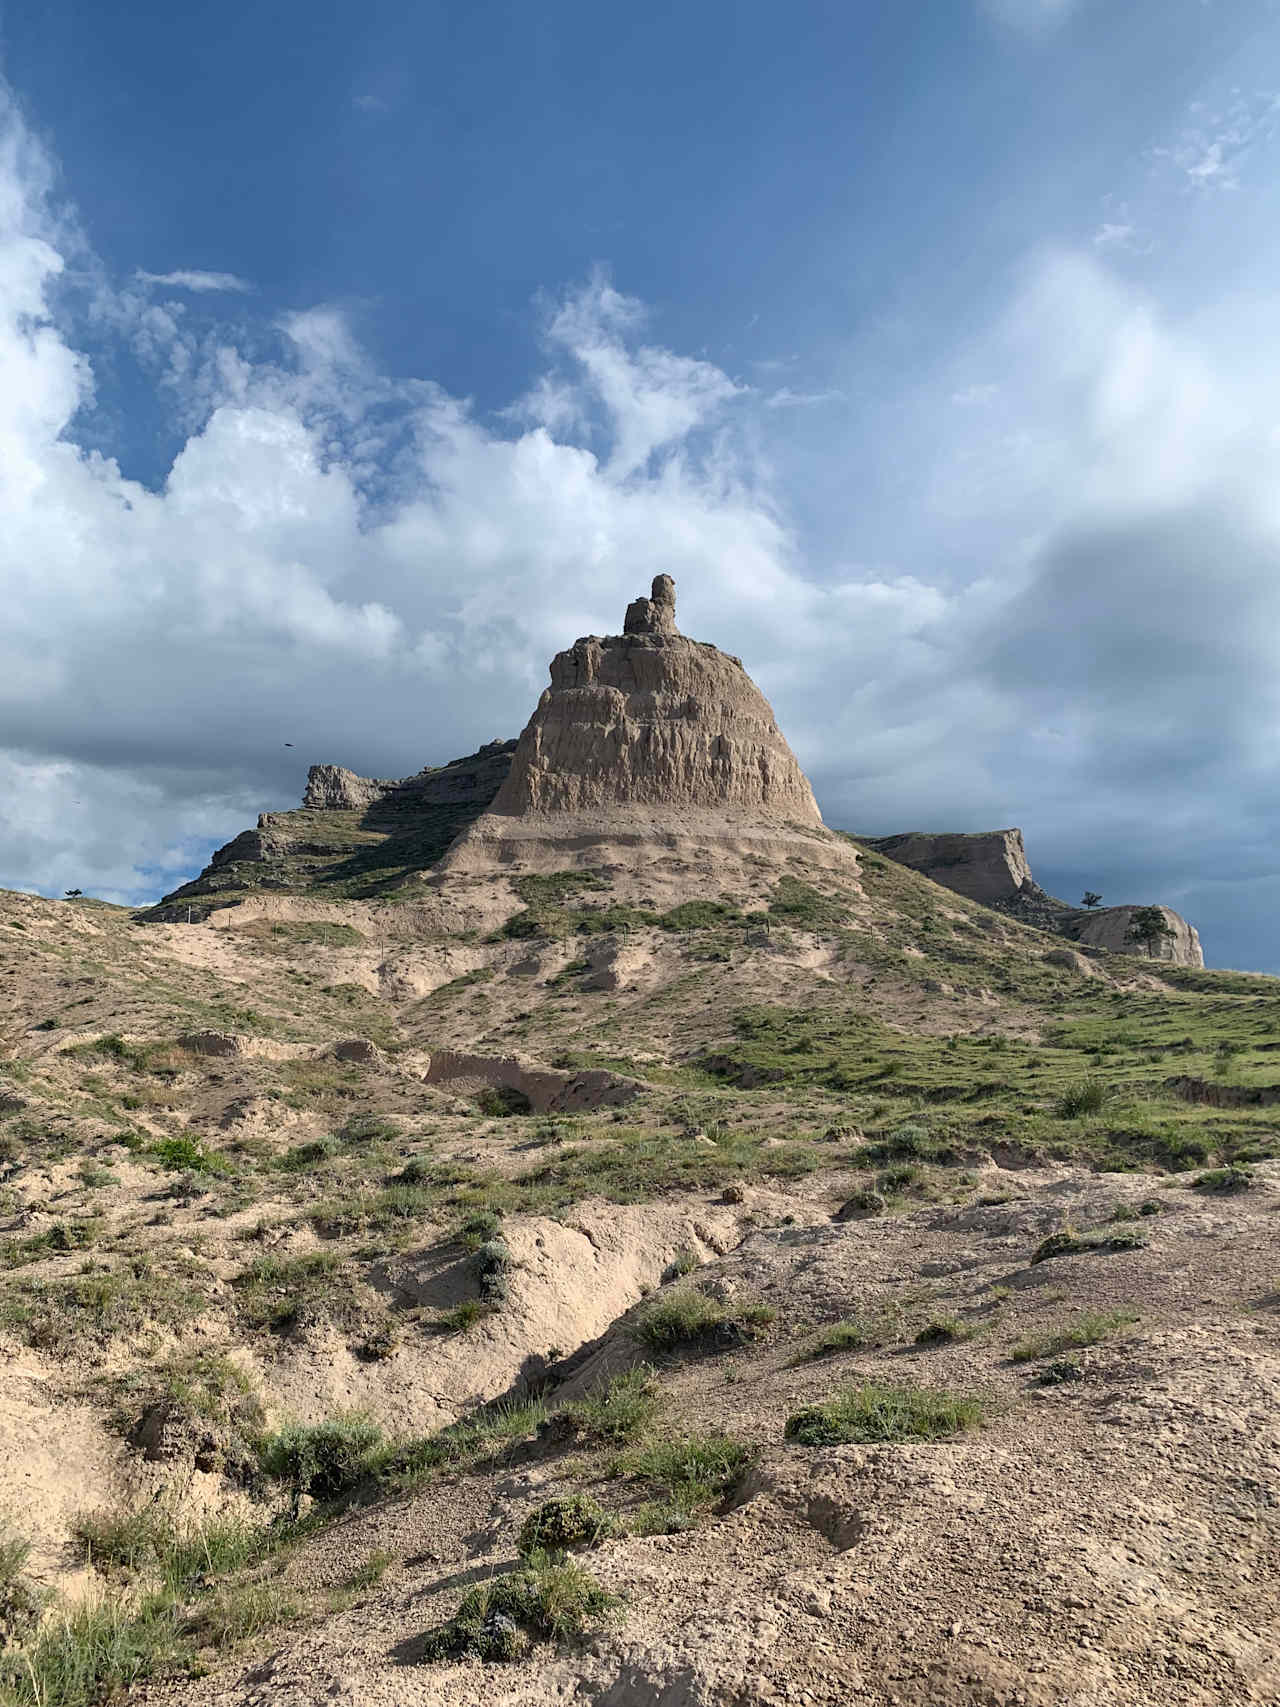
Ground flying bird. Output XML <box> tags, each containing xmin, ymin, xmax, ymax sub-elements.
<box><xmin>284</xmin><ymin>743</ymin><xmax>294</xmax><ymax>747</ymax></box>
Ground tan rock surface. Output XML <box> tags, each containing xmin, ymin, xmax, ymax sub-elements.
<box><xmin>1064</xmin><ymin>902</ymin><xmax>1205</xmax><ymax>966</ymax></box>
<box><xmin>484</xmin><ymin>577</ymin><xmax>821</xmax><ymax>822</ymax></box>
<box><xmin>442</xmin><ymin>578</ymin><xmax>849</xmax><ymax>895</ymax></box>
<box><xmin>864</xmin><ymin>828</ymin><xmax>1034</xmax><ymax>906</ymax></box>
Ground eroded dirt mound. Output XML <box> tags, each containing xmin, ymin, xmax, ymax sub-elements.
<box><xmin>145</xmin><ymin>1161</ymin><xmax>1280</xmax><ymax>1707</ymax></box>
<box><xmin>423</xmin><ymin>1050</ymin><xmax>645</xmax><ymax>1114</ymax></box>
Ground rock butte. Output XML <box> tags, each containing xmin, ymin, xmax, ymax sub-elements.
<box><xmin>440</xmin><ymin>576</ymin><xmax>848</xmax><ymax>886</ymax></box>
<box><xmin>152</xmin><ymin>575</ymin><xmax>1203</xmax><ymax>963</ymax></box>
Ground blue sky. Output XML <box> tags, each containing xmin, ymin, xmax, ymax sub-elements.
<box><xmin>2</xmin><ymin>0</ymin><xmax>1280</xmax><ymax>968</ymax></box>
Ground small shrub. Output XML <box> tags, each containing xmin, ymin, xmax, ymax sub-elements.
<box><xmin>784</xmin><ymin>1381</ymin><xmax>983</xmax><ymax>1446</ymax></box>
<box><xmin>0</xmin><ymin>1523</ymin><xmax>41</xmax><ymax>1645</ymax></box>
<box><xmin>1032</xmin><ymin>1225</ymin><xmax>1146</xmax><ymax>1263</ymax></box>
<box><xmin>879</xmin><ymin>1164</ymin><xmax>923</xmax><ymax>1193</ymax></box>
<box><xmin>278</xmin><ymin>1137</ymin><xmax>340</xmax><ymax>1171</ymax></box>
<box><xmin>613</xmin><ymin>1432</ymin><xmax>754</xmax><ymax>1517</ymax></box>
<box><xmin>663</xmin><ymin>1247</ymin><xmax>701</xmax><ymax>1280</ymax></box>
<box><xmin>1055</xmin><ymin>1079</ymin><xmax>1109</xmax><ymax>1119</ymax></box>
<box><xmin>1194</xmin><ymin>1166</ymin><xmax>1253</xmax><ymax>1194</ymax></box>
<box><xmin>1030</xmin><ymin>1229</ymin><xmax>1088</xmax><ymax>1265</ymax></box>
<box><xmin>232</xmin><ymin>1250</ymin><xmax>346</xmax><ymax>1332</ymax></box>
<box><xmin>803</xmin><ymin>1317</ymin><xmax>885</xmax><ymax>1360</ymax></box>
<box><xmin>0</xmin><ymin>1593</ymin><xmax>186</xmax><ymax>1706</ymax></box>
<box><xmin>456</xmin><ymin>1209</ymin><xmax>502</xmax><ymax>1249</ymax></box>
<box><xmin>356</xmin><ymin>1323</ymin><xmax>399</xmax><ymax>1361</ymax></box>
<box><xmin>378</xmin><ymin>1397</ymin><xmax>548</xmax><ymax>1490</ymax></box>
<box><xmin>183</xmin><ymin>1581</ymin><xmax>299</xmax><ymax>1647</ymax></box>
<box><xmin>1035</xmin><ymin>1357</ymin><xmax>1084</xmax><ymax>1385</ymax></box>
<box><xmin>517</xmin><ymin>1495</ymin><xmax>614</xmax><ymax>1556</ymax></box>
<box><xmin>342</xmin><ymin>1549</ymin><xmax>393</xmax><ymax>1592</ymax></box>
<box><xmin>72</xmin><ymin>1506</ymin><xmax>266</xmax><ymax>1594</ymax></box>
<box><xmin>1102</xmin><ymin>1226</ymin><xmax>1148</xmax><ymax>1252</ymax></box>
<box><xmin>627</xmin><ymin>1501</ymin><xmax>699</xmax><ymax>1536</ymax></box>
<box><xmin>433</xmin><ymin>1298</ymin><xmax>495</xmax><ymax>1334</ymax></box>
<box><xmin>417</xmin><ymin>1551</ymin><xmax>618</xmax><ymax>1662</ymax></box>
<box><xmin>477</xmin><ymin>1085</ymin><xmax>533</xmax><ymax>1118</ymax></box>
<box><xmin>149</xmin><ymin>1135</ymin><xmax>227</xmax><ymax>1174</ymax></box>
<box><xmin>1010</xmin><ymin>1310</ymin><xmax>1136</xmax><ymax>1363</ymax></box>
<box><xmin>834</xmin><ymin>1188</ymin><xmax>885</xmax><ymax>1220</ymax></box>
<box><xmin>474</xmin><ymin>1237</ymin><xmax>512</xmax><ymax>1305</ymax></box>
<box><xmin>257</xmin><ymin>1414</ymin><xmax>388</xmax><ymax>1498</ymax></box>
<box><xmin>881</xmin><ymin>1123</ymin><xmax>929</xmax><ymax>1155</ymax></box>
<box><xmin>913</xmin><ymin>1315</ymin><xmax>972</xmax><ymax>1347</ymax></box>
<box><xmin>339</xmin><ymin>1113</ymin><xmax>401</xmax><ymax>1145</ymax></box>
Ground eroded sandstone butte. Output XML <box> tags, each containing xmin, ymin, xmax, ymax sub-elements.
<box><xmin>440</xmin><ymin>577</ymin><xmax>844</xmax><ymax>887</ymax></box>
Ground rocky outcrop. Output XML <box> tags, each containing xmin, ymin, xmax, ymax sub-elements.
<box><xmin>303</xmin><ymin>766</ymin><xmax>394</xmax><ymax>811</ymax></box>
<box><xmin>624</xmin><ymin>572</ymin><xmax>679</xmax><ymax>637</ymax></box>
<box><xmin>865</xmin><ymin>829</ymin><xmax>1036</xmax><ymax>907</ymax></box>
<box><xmin>464</xmin><ymin>578</ymin><xmax>822</xmax><ymax>825</ymax></box>
<box><xmin>145</xmin><ymin>741</ymin><xmax>518</xmax><ymax>918</ymax></box>
<box><xmin>424</xmin><ymin>1049</ymin><xmax>645</xmax><ymax>1114</ymax></box>
<box><xmin>1062</xmin><ymin>903</ymin><xmax>1203</xmax><ymax>966</ymax></box>
<box><xmin>866</xmin><ymin>827</ymin><xmax>1205</xmax><ymax>967</ymax></box>
<box><xmin>303</xmin><ymin>742</ymin><xmax>517</xmax><ymax>815</ymax></box>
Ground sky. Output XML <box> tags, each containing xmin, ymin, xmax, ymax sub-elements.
<box><xmin>2</xmin><ymin>0</ymin><xmax>1280</xmax><ymax>968</ymax></box>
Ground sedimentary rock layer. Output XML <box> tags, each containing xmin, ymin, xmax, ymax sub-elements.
<box><xmin>474</xmin><ymin>579</ymin><xmax>822</xmax><ymax>824</ymax></box>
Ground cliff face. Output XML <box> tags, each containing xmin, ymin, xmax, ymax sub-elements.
<box><xmin>1063</xmin><ymin>904</ymin><xmax>1204</xmax><ymax>966</ymax></box>
<box><xmin>487</xmin><ymin>624</ymin><xmax>821</xmax><ymax>823</ymax></box>
<box><xmin>864</xmin><ymin>829</ymin><xmax>1034</xmax><ymax>907</ymax></box>
<box><xmin>441</xmin><ymin>578</ymin><xmax>845</xmax><ymax>893</ymax></box>
<box><xmin>865</xmin><ymin>827</ymin><xmax>1205</xmax><ymax>967</ymax></box>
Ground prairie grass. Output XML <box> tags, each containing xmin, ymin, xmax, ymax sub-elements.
<box><xmin>1010</xmin><ymin>1310</ymin><xmax>1137</xmax><ymax>1363</ymax></box>
<box><xmin>785</xmin><ymin>1382</ymin><xmax>984</xmax><ymax>1446</ymax></box>
<box><xmin>557</xmin><ymin>1367</ymin><xmax>661</xmax><ymax>1445</ymax></box>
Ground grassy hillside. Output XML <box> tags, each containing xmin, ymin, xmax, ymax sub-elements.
<box><xmin>1</xmin><ymin>853</ymin><xmax>1277</xmax><ymax>1707</ymax></box>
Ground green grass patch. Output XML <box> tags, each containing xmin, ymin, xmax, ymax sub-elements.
<box><xmin>913</xmin><ymin>1315</ymin><xmax>974</xmax><ymax>1346</ymax></box>
<box><xmin>148</xmin><ymin>1134</ymin><xmax>230</xmax><ymax>1174</ymax></box>
<box><xmin>1054</xmin><ymin>1079</ymin><xmax>1109</xmax><ymax>1118</ymax></box>
<box><xmin>631</xmin><ymin>1287</ymin><xmax>727</xmax><ymax>1352</ymax></box>
<box><xmin>1010</xmin><ymin>1310</ymin><xmax>1137</xmax><ymax>1363</ymax></box>
<box><xmin>0</xmin><ymin>1262</ymin><xmax>204</xmax><ymax>1354</ymax></box>
<box><xmin>377</xmin><ymin>1397</ymin><xmax>549</xmax><ymax>1492</ymax></box>
<box><xmin>557</xmin><ymin>1367</ymin><xmax>661</xmax><ymax>1445</ymax></box>
<box><xmin>785</xmin><ymin>1381</ymin><xmax>984</xmax><ymax>1445</ymax></box>
<box><xmin>231</xmin><ymin>1250</ymin><xmax>355</xmax><ymax>1333</ymax></box>
<box><xmin>1193</xmin><ymin>1165</ymin><xmax>1254</xmax><ymax>1193</ymax></box>
<box><xmin>612</xmin><ymin>1431</ymin><xmax>755</xmax><ymax>1526</ymax></box>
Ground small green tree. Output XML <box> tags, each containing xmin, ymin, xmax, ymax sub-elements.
<box><xmin>1126</xmin><ymin>906</ymin><xmax>1175</xmax><ymax>959</ymax></box>
<box><xmin>1081</xmin><ymin>891</ymin><xmax>1102</xmax><ymax>909</ymax></box>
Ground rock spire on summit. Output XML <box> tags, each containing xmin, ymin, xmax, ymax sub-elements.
<box><xmin>623</xmin><ymin>574</ymin><xmax>679</xmax><ymax>637</ymax></box>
